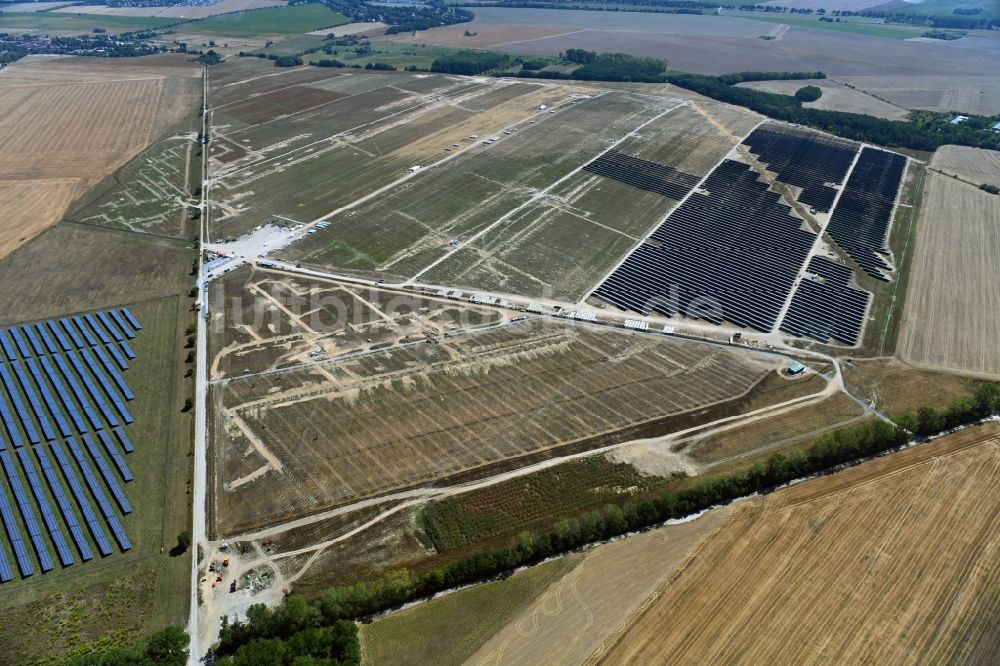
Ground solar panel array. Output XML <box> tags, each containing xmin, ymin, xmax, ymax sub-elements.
<box><xmin>825</xmin><ymin>147</ymin><xmax>907</xmax><ymax>281</ymax></box>
<box><xmin>594</xmin><ymin>160</ymin><xmax>815</xmax><ymax>331</ymax></box>
<box><xmin>0</xmin><ymin>308</ymin><xmax>142</xmax><ymax>581</ymax></box>
<box><xmin>780</xmin><ymin>257</ymin><xmax>872</xmax><ymax>345</ymax></box>
<box><xmin>583</xmin><ymin>150</ymin><xmax>701</xmax><ymax>200</ymax></box>
<box><xmin>741</xmin><ymin>123</ymin><xmax>859</xmax><ymax>213</ymax></box>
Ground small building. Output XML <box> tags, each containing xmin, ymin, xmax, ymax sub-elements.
<box><xmin>950</xmin><ymin>115</ymin><xmax>969</xmax><ymax>125</ymax></box>
<box><xmin>992</xmin><ymin>121</ymin><xmax>1000</xmax><ymax>132</ymax></box>
<box><xmin>786</xmin><ymin>362</ymin><xmax>806</xmax><ymax>376</ymax></box>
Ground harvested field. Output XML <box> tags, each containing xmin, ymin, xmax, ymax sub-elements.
<box><xmin>598</xmin><ymin>423</ymin><xmax>1000</xmax><ymax>664</ymax></box>
<box><xmin>178</xmin><ymin>4</ymin><xmax>348</xmax><ymax>38</ymax></box>
<box><xmin>55</xmin><ymin>0</ymin><xmax>286</xmax><ymax>18</ymax></box>
<box><xmin>362</xmin><ymin>555</ymin><xmax>583</xmax><ymax>666</ymax></box>
<box><xmin>0</xmin><ymin>179</ymin><xmax>79</xmax><ymax>259</ymax></box>
<box><xmin>425</xmin><ymin>8</ymin><xmax>1000</xmax><ymax>112</ymax></box>
<box><xmin>0</xmin><ymin>10</ymin><xmax>176</xmax><ymax>32</ymax></box>
<box><xmin>211</xmin><ymin>321</ymin><xmax>776</xmax><ymax>533</ymax></box>
<box><xmin>897</xmin><ymin>172</ymin><xmax>1000</xmax><ymax>378</ymax></box>
<box><xmin>0</xmin><ymin>54</ymin><xmax>199</xmax><ymax>253</ymax></box>
<box><xmin>466</xmin><ymin>508</ymin><xmax>730</xmax><ymax>666</ymax></box>
<box><xmin>736</xmin><ymin>78</ymin><xmax>910</xmax><ymax>120</ymax></box>
<box><xmin>931</xmin><ymin>145</ymin><xmax>1000</xmax><ymax>190</ymax></box>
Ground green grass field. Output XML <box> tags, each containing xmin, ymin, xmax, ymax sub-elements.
<box><xmin>0</xmin><ymin>10</ymin><xmax>177</xmax><ymax>33</ymax></box>
<box><xmin>739</xmin><ymin>14</ymin><xmax>927</xmax><ymax>39</ymax></box>
<box><xmin>184</xmin><ymin>4</ymin><xmax>349</xmax><ymax>38</ymax></box>
<box><xmin>360</xmin><ymin>555</ymin><xmax>581</xmax><ymax>666</ymax></box>
<box><xmin>249</xmin><ymin>32</ymin><xmax>328</xmax><ymax>57</ymax></box>
<box><xmin>306</xmin><ymin>41</ymin><xmax>464</xmax><ymax>70</ymax></box>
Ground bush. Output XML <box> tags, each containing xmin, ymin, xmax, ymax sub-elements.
<box><xmin>364</xmin><ymin>62</ymin><xmax>396</xmax><ymax>70</ymax></box>
<box><xmin>430</xmin><ymin>50</ymin><xmax>511</xmax><ymax>74</ymax></box>
<box><xmin>313</xmin><ymin>58</ymin><xmax>345</xmax><ymax>68</ymax></box>
<box><xmin>794</xmin><ymin>85</ymin><xmax>823</xmax><ymax>102</ymax></box>
<box><xmin>274</xmin><ymin>56</ymin><xmax>303</xmax><ymax>67</ymax></box>
<box><xmin>170</xmin><ymin>530</ymin><xmax>191</xmax><ymax>556</ymax></box>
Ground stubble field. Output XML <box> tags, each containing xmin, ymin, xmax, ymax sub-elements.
<box><xmin>0</xmin><ymin>54</ymin><xmax>199</xmax><ymax>257</ymax></box>
<box><xmin>897</xmin><ymin>172</ymin><xmax>1000</xmax><ymax>378</ymax></box>
<box><xmin>735</xmin><ymin>78</ymin><xmax>910</xmax><ymax>120</ymax></box>
<box><xmin>598</xmin><ymin>423</ymin><xmax>1000</xmax><ymax>664</ymax></box>
<box><xmin>930</xmin><ymin>145</ymin><xmax>1000</xmax><ymax>190</ymax></box>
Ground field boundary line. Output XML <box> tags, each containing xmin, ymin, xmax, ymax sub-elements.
<box><xmin>878</xmin><ymin>159</ymin><xmax>922</xmax><ymax>356</ymax></box>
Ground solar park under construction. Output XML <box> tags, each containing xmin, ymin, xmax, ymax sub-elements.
<box><xmin>0</xmin><ymin>308</ymin><xmax>142</xmax><ymax>581</ymax></box>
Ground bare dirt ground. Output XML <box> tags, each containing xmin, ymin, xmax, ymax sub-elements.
<box><xmin>53</xmin><ymin>0</ymin><xmax>286</xmax><ymax>18</ymax></box>
<box><xmin>842</xmin><ymin>359</ymin><xmax>982</xmax><ymax>415</ymax></box>
<box><xmin>380</xmin><ymin>24</ymin><xmax>582</xmax><ymax>49</ymax></box>
<box><xmin>598</xmin><ymin>423</ymin><xmax>1000</xmax><ymax>664</ymax></box>
<box><xmin>211</xmin><ymin>315</ymin><xmax>776</xmax><ymax>533</ymax></box>
<box><xmin>308</xmin><ymin>21</ymin><xmax>386</xmax><ymax>37</ymax></box>
<box><xmin>897</xmin><ymin>172</ymin><xmax>1000</xmax><ymax>378</ymax></box>
<box><xmin>736</xmin><ymin>79</ymin><xmax>909</xmax><ymax>120</ymax></box>
<box><xmin>836</xmin><ymin>74</ymin><xmax>1000</xmax><ymax>115</ymax></box>
<box><xmin>930</xmin><ymin>145</ymin><xmax>1000</xmax><ymax>190</ymax></box>
<box><xmin>0</xmin><ymin>54</ymin><xmax>199</xmax><ymax>258</ymax></box>
<box><xmin>464</xmin><ymin>507</ymin><xmax>731</xmax><ymax>666</ymax></box>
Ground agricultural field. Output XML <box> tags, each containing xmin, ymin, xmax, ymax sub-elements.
<box><xmin>599</xmin><ymin>423</ymin><xmax>1000</xmax><ymax>664</ymax></box>
<box><xmin>842</xmin><ymin>359</ymin><xmax>983</xmax><ymax>414</ymax></box>
<box><xmin>930</xmin><ymin>144</ymin><xmax>1000</xmax><ymax>189</ymax></box>
<box><xmin>0</xmin><ymin>10</ymin><xmax>176</xmax><ymax>32</ymax></box>
<box><xmin>180</xmin><ymin>4</ymin><xmax>348</xmax><ymax>38</ymax></box>
<box><xmin>735</xmin><ymin>78</ymin><xmax>910</xmax><ymax>120</ymax></box>
<box><xmin>430</xmin><ymin>7</ymin><xmax>1000</xmax><ymax>114</ymax></box>
<box><xmin>0</xmin><ymin>54</ymin><xmax>200</xmax><ymax>259</ymax></box>
<box><xmin>210</xmin><ymin>318</ymin><xmax>777</xmax><ymax>534</ymax></box>
<box><xmin>897</xmin><ymin>172</ymin><xmax>1000</xmax><ymax>378</ymax></box>
<box><xmin>53</xmin><ymin>0</ymin><xmax>287</xmax><ymax>19</ymax></box>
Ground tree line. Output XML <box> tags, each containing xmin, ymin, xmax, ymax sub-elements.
<box><xmin>666</xmin><ymin>72</ymin><xmax>1000</xmax><ymax>151</ymax></box>
<box><xmin>294</xmin><ymin>0</ymin><xmax>473</xmax><ymax>34</ymax></box>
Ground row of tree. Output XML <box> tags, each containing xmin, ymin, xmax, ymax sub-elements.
<box><xmin>430</xmin><ymin>50</ymin><xmax>513</xmax><ymax>75</ymax></box>
<box><xmin>294</xmin><ymin>0</ymin><xmax>473</xmax><ymax>35</ymax></box>
<box><xmin>896</xmin><ymin>383</ymin><xmax>1000</xmax><ymax>437</ymax></box>
<box><xmin>219</xmin><ymin>418</ymin><xmax>911</xmax><ymax>645</ymax></box>
<box><xmin>666</xmin><ymin>72</ymin><xmax>1000</xmax><ymax>151</ymax></box>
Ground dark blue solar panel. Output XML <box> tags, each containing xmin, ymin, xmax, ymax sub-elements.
<box><xmin>0</xmin><ymin>378</ymin><xmax>24</xmax><ymax>448</ymax></box>
<box><xmin>0</xmin><ymin>451</ymin><xmax>52</xmax><ymax>572</ymax></box>
<box><xmin>0</xmin><ymin>534</ymin><xmax>11</xmax><ymax>581</ymax></box>
<box><xmin>65</xmin><ymin>351</ymin><xmax>119</xmax><ymax>428</ymax></box>
<box><xmin>48</xmin><ymin>320</ymin><xmax>73</xmax><ymax>353</ymax></box>
<box><xmin>74</xmin><ymin>316</ymin><xmax>99</xmax><ymax>347</ymax></box>
<box><xmin>91</xmin><ymin>347</ymin><xmax>133</xmax><ymax>400</ymax></box>
<box><xmin>109</xmin><ymin>310</ymin><xmax>135</xmax><ymax>340</ymax></box>
<box><xmin>119</xmin><ymin>340</ymin><xmax>137</xmax><ymax>361</ymax></box>
<box><xmin>16</xmin><ymin>448</ymin><xmax>73</xmax><ymax>567</ymax></box>
<box><xmin>14</xmin><ymin>360</ymin><xmax>60</xmax><ymax>441</ymax></box>
<box><xmin>60</xmin><ymin>318</ymin><xmax>86</xmax><ymax>349</ymax></box>
<box><xmin>105</xmin><ymin>343</ymin><xmax>129</xmax><ymax>371</ymax></box>
<box><xmin>0</xmin><ymin>478</ymin><xmax>32</xmax><ymax>577</ymax></box>
<box><xmin>80</xmin><ymin>435</ymin><xmax>131</xmax><ymax>514</ymax></box>
<box><xmin>34</xmin><ymin>322</ymin><xmax>59</xmax><ymax>355</ymax></box>
<box><xmin>38</xmin><ymin>356</ymin><xmax>88</xmax><ymax>434</ymax></box>
<box><xmin>22</xmin><ymin>325</ymin><xmax>46</xmax><ymax>357</ymax></box>
<box><xmin>0</xmin><ymin>329</ymin><xmax>17</xmax><ymax>362</ymax></box>
<box><xmin>96</xmin><ymin>430</ymin><xmax>133</xmax><ymax>482</ymax></box>
<box><xmin>49</xmin><ymin>442</ymin><xmax>112</xmax><ymax>557</ymax></box>
<box><xmin>80</xmin><ymin>348</ymin><xmax>132</xmax><ymax>421</ymax></box>
<box><xmin>64</xmin><ymin>438</ymin><xmax>130</xmax><ymax>551</ymax></box>
<box><xmin>35</xmin><ymin>445</ymin><xmax>93</xmax><ymax>562</ymax></box>
<box><xmin>51</xmin><ymin>354</ymin><xmax>103</xmax><ymax>431</ymax></box>
<box><xmin>0</xmin><ymin>364</ymin><xmax>39</xmax><ymax>445</ymax></box>
<box><xmin>8</xmin><ymin>327</ymin><xmax>32</xmax><ymax>359</ymax></box>
<box><xmin>113</xmin><ymin>427</ymin><xmax>135</xmax><ymax>454</ymax></box>
<box><xmin>96</xmin><ymin>312</ymin><xmax>124</xmax><ymax>343</ymax></box>
<box><xmin>83</xmin><ymin>314</ymin><xmax>111</xmax><ymax>345</ymax></box>
<box><xmin>120</xmin><ymin>308</ymin><xmax>142</xmax><ymax>331</ymax></box>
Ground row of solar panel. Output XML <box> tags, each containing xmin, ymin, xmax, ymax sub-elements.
<box><xmin>779</xmin><ymin>257</ymin><xmax>871</xmax><ymax>345</ymax></box>
<box><xmin>594</xmin><ymin>160</ymin><xmax>816</xmax><ymax>332</ymax></box>
<box><xmin>583</xmin><ymin>150</ymin><xmax>701</xmax><ymax>201</ymax></box>
<box><xmin>742</xmin><ymin>124</ymin><xmax>859</xmax><ymax>214</ymax></box>
<box><xmin>825</xmin><ymin>147</ymin><xmax>907</xmax><ymax>281</ymax></box>
<box><xmin>0</xmin><ymin>435</ymin><xmax>134</xmax><ymax>581</ymax></box>
<box><xmin>0</xmin><ymin>308</ymin><xmax>140</xmax><ymax>364</ymax></box>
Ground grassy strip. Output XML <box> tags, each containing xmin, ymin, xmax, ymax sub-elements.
<box><xmin>0</xmin><ymin>11</ymin><xmax>176</xmax><ymax>32</ymax></box>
